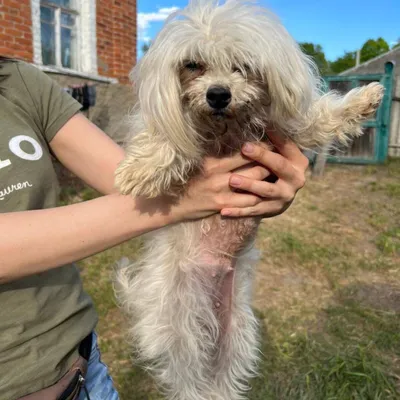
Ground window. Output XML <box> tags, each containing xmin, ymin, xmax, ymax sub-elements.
<box><xmin>31</xmin><ymin>0</ymin><xmax>98</xmax><ymax>77</ymax></box>
<box><xmin>40</xmin><ymin>1</ymin><xmax>78</xmax><ymax>69</ymax></box>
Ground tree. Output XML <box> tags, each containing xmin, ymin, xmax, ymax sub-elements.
<box><xmin>330</xmin><ymin>51</ymin><xmax>356</xmax><ymax>74</ymax></box>
<box><xmin>141</xmin><ymin>42</ymin><xmax>152</xmax><ymax>54</ymax></box>
<box><xmin>360</xmin><ymin>37</ymin><xmax>389</xmax><ymax>63</ymax></box>
<box><xmin>299</xmin><ymin>42</ymin><xmax>330</xmax><ymax>75</ymax></box>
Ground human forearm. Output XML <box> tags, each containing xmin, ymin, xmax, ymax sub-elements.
<box><xmin>49</xmin><ymin>114</ymin><xmax>126</xmax><ymax>195</ymax></box>
<box><xmin>0</xmin><ymin>194</ymin><xmax>175</xmax><ymax>282</ymax></box>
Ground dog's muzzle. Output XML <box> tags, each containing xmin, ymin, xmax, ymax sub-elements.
<box><xmin>206</xmin><ymin>86</ymin><xmax>232</xmax><ymax>110</ymax></box>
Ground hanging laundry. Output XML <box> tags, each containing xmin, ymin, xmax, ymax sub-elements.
<box><xmin>87</xmin><ymin>85</ymin><xmax>97</xmax><ymax>108</ymax></box>
<box><xmin>66</xmin><ymin>83</ymin><xmax>97</xmax><ymax>111</ymax></box>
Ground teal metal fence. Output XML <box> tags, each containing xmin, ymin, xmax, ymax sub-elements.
<box><xmin>322</xmin><ymin>61</ymin><xmax>394</xmax><ymax>164</ymax></box>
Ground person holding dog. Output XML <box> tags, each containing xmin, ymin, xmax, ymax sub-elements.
<box><xmin>0</xmin><ymin>58</ymin><xmax>308</xmax><ymax>400</ymax></box>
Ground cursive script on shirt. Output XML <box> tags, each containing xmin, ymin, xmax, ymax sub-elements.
<box><xmin>0</xmin><ymin>181</ymin><xmax>33</xmax><ymax>201</ymax></box>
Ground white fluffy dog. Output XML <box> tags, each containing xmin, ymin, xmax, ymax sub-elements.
<box><xmin>113</xmin><ymin>1</ymin><xmax>384</xmax><ymax>399</ymax></box>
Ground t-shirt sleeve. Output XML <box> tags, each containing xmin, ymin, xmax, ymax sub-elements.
<box><xmin>15</xmin><ymin>62</ymin><xmax>83</xmax><ymax>143</ymax></box>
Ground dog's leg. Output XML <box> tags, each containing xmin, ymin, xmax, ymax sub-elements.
<box><xmin>114</xmin><ymin>222</ymin><xmax>221</xmax><ymax>400</ymax></box>
<box><xmin>295</xmin><ymin>82</ymin><xmax>384</xmax><ymax>150</ymax></box>
<box><xmin>195</xmin><ymin>216</ymin><xmax>261</xmax><ymax>400</ymax></box>
<box><xmin>115</xmin><ymin>132</ymin><xmax>200</xmax><ymax>198</ymax></box>
<box><xmin>209</xmin><ymin>250</ymin><xmax>260</xmax><ymax>400</ymax></box>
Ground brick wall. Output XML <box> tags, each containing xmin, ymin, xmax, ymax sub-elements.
<box><xmin>1</xmin><ymin>0</ymin><xmax>136</xmax><ymax>84</ymax></box>
<box><xmin>97</xmin><ymin>0</ymin><xmax>137</xmax><ymax>84</ymax></box>
<box><xmin>0</xmin><ymin>0</ymin><xmax>33</xmax><ymax>62</ymax></box>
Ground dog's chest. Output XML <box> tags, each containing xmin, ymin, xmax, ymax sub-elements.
<box><xmin>196</xmin><ymin>123</ymin><xmax>269</xmax><ymax>257</ymax></box>
<box><xmin>200</xmin><ymin>214</ymin><xmax>261</xmax><ymax>257</ymax></box>
<box><xmin>201</xmin><ymin>121</ymin><xmax>267</xmax><ymax>157</ymax></box>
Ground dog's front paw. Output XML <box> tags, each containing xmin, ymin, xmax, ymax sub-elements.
<box><xmin>345</xmin><ymin>82</ymin><xmax>384</xmax><ymax>120</ymax></box>
<box><xmin>115</xmin><ymin>158</ymin><xmax>168</xmax><ymax>198</ymax></box>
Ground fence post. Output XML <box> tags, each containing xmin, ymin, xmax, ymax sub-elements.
<box><xmin>312</xmin><ymin>144</ymin><xmax>330</xmax><ymax>177</ymax></box>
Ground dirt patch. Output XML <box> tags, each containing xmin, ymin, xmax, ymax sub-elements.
<box><xmin>340</xmin><ymin>282</ymin><xmax>400</xmax><ymax>312</ymax></box>
<box><xmin>251</xmin><ymin>161</ymin><xmax>400</xmax><ymax>338</ymax></box>
<box><xmin>253</xmin><ymin>262</ymin><xmax>334</xmax><ymax>326</ymax></box>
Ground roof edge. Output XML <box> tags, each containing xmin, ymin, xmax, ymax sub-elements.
<box><xmin>339</xmin><ymin>46</ymin><xmax>400</xmax><ymax>76</ymax></box>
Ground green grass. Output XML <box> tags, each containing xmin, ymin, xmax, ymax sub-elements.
<box><xmin>253</xmin><ymin>339</ymin><xmax>398</xmax><ymax>400</ymax></box>
<box><xmin>266</xmin><ymin>231</ymin><xmax>345</xmax><ymax>265</ymax></box>
<box><xmin>376</xmin><ymin>227</ymin><xmax>400</xmax><ymax>255</ymax></box>
<box><xmin>57</xmin><ymin>159</ymin><xmax>400</xmax><ymax>399</ymax></box>
<box><xmin>367</xmin><ymin>181</ymin><xmax>400</xmax><ymax>198</ymax></box>
<box><xmin>249</xmin><ymin>289</ymin><xmax>400</xmax><ymax>400</ymax></box>
<box><xmin>58</xmin><ymin>181</ymin><xmax>101</xmax><ymax>206</ymax></box>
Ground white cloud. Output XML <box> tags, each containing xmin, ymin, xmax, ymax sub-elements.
<box><xmin>138</xmin><ymin>6</ymin><xmax>179</xmax><ymax>43</ymax></box>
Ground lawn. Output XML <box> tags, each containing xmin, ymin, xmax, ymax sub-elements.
<box><xmin>59</xmin><ymin>159</ymin><xmax>400</xmax><ymax>400</ymax></box>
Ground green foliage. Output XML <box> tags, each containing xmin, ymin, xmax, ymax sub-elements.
<box><xmin>330</xmin><ymin>51</ymin><xmax>356</xmax><ymax>74</ymax></box>
<box><xmin>360</xmin><ymin>37</ymin><xmax>390</xmax><ymax>63</ymax></box>
<box><xmin>322</xmin><ymin>37</ymin><xmax>392</xmax><ymax>75</ymax></box>
<box><xmin>300</xmin><ymin>42</ymin><xmax>331</xmax><ymax>75</ymax></box>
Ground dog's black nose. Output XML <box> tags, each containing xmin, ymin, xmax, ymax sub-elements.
<box><xmin>206</xmin><ymin>86</ymin><xmax>232</xmax><ymax>109</ymax></box>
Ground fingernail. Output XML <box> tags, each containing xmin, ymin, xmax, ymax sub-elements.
<box><xmin>243</xmin><ymin>143</ymin><xmax>254</xmax><ymax>153</ymax></box>
<box><xmin>230</xmin><ymin>176</ymin><xmax>242</xmax><ymax>186</ymax></box>
<box><xmin>221</xmin><ymin>209</ymin><xmax>231</xmax><ymax>216</ymax></box>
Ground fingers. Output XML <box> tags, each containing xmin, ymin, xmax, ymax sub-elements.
<box><xmin>218</xmin><ymin>192</ymin><xmax>263</xmax><ymax>210</ymax></box>
<box><xmin>241</xmin><ymin>143</ymin><xmax>306</xmax><ymax>188</ymax></box>
<box><xmin>201</xmin><ymin>135</ymin><xmax>308</xmax><ymax>220</ymax></box>
<box><xmin>267</xmin><ymin>130</ymin><xmax>309</xmax><ymax>170</ymax></box>
<box><xmin>233</xmin><ymin>165</ymin><xmax>270</xmax><ymax>181</ymax></box>
<box><xmin>206</xmin><ymin>172</ymin><xmax>264</xmax><ymax>209</ymax></box>
<box><xmin>221</xmin><ymin>200</ymin><xmax>290</xmax><ymax>218</ymax></box>
<box><xmin>242</xmin><ymin>143</ymin><xmax>296</xmax><ymax>180</ymax></box>
<box><xmin>203</xmin><ymin>152</ymin><xmax>251</xmax><ymax>175</ymax></box>
<box><xmin>229</xmin><ymin>174</ymin><xmax>290</xmax><ymax>200</ymax></box>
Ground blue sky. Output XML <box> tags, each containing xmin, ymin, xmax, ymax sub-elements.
<box><xmin>137</xmin><ymin>0</ymin><xmax>400</xmax><ymax>60</ymax></box>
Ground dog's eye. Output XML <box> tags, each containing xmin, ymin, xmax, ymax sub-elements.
<box><xmin>185</xmin><ymin>62</ymin><xmax>202</xmax><ymax>71</ymax></box>
<box><xmin>233</xmin><ymin>64</ymin><xmax>251</xmax><ymax>74</ymax></box>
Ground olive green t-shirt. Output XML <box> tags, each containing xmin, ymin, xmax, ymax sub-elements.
<box><xmin>0</xmin><ymin>61</ymin><xmax>98</xmax><ymax>399</ymax></box>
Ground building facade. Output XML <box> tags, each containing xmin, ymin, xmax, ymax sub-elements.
<box><xmin>1</xmin><ymin>0</ymin><xmax>137</xmax><ymax>84</ymax></box>
<box><xmin>1</xmin><ymin>0</ymin><xmax>137</xmax><ymax>142</ymax></box>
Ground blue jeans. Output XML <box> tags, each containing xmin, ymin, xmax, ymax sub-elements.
<box><xmin>78</xmin><ymin>332</ymin><xmax>120</xmax><ymax>400</ymax></box>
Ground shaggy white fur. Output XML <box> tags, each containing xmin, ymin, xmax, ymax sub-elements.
<box><xmin>113</xmin><ymin>1</ymin><xmax>384</xmax><ymax>399</ymax></box>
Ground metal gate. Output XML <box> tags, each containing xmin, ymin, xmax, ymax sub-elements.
<box><xmin>323</xmin><ymin>61</ymin><xmax>394</xmax><ymax>164</ymax></box>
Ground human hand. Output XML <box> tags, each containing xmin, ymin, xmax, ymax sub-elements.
<box><xmin>220</xmin><ymin>131</ymin><xmax>309</xmax><ymax>218</ymax></box>
<box><xmin>175</xmin><ymin>152</ymin><xmax>265</xmax><ymax>221</ymax></box>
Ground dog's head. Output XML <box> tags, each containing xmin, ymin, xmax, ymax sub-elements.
<box><xmin>132</xmin><ymin>0</ymin><xmax>322</xmax><ymax>155</ymax></box>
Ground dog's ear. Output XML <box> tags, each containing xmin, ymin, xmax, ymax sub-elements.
<box><xmin>130</xmin><ymin>50</ymin><xmax>201</xmax><ymax>160</ymax></box>
<box><xmin>256</xmin><ymin>40</ymin><xmax>321</xmax><ymax>134</ymax></box>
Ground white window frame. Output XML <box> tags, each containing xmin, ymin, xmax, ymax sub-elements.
<box><xmin>31</xmin><ymin>0</ymin><xmax>115</xmax><ymax>82</ymax></box>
